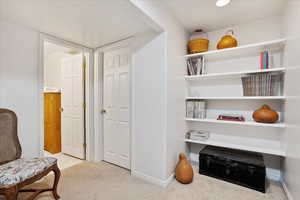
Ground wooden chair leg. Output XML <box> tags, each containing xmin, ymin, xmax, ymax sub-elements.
<box><xmin>52</xmin><ymin>164</ymin><xmax>61</xmax><ymax>200</ymax></box>
<box><xmin>0</xmin><ymin>186</ymin><xmax>18</xmax><ymax>200</ymax></box>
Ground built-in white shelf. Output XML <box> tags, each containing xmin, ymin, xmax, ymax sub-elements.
<box><xmin>184</xmin><ymin>38</ymin><xmax>287</xmax><ymax>158</ymax></box>
<box><xmin>186</xmin><ymin>96</ymin><xmax>286</xmax><ymax>100</ymax></box>
<box><xmin>185</xmin><ymin>118</ymin><xmax>286</xmax><ymax>128</ymax></box>
<box><xmin>185</xmin><ymin>139</ymin><xmax>286</xmax><ymax>157</ymax></box>
<box><xmin>185</xmin><ymin>67</ymin><xmax>286</xmax><ymax>80</ymax></box>
<box><xmin>184</xmin><ymin>38</ymin><xmax>286</xmax><ymax>60</ymax></box>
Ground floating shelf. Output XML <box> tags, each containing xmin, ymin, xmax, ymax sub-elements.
<box><xmin>185</xmin><ymin>68</ymin><xmax>286</xmax><ymax>80</ymax></box>
<box><xmin>185</xmin><ymin>139</ymin><xmax>286</xmax><ymax>157</ymax></box>
<box><xmin>185</xmin><ymin>118</ymin><xmax>286</xmax><ymax>128</ymax></box>
<box><xmin>184</xmin><ymin>38</ymin><xmax>286</xmax><ymax>60</ymax></box>
<box><xmin>186</xmin><ymin>96</ymin><xmax>286</xmax><ymax>100</ymax></box>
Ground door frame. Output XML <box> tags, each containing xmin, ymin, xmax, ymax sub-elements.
<box><xmin>94</xmin><ymin>38</ymin><xmax>134</xmax><ymax>168</ymax></box>
<box><xmin>38</xmin><ymin>33</ymin><xmax>95</xmax><ymax>161</ymax></box>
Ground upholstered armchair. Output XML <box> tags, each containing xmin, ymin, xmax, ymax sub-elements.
<box><xmin>0</xmin><ymin>109</ymin><xmax>61</xmax><ymax>200</ymax></box>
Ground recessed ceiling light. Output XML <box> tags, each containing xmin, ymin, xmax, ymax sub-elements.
<box><xmin>216</xmin><ymin>0</ymin><xmax>231</xmax><ymax>7</ymax></box>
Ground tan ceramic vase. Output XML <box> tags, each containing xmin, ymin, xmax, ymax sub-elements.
<box><xmin>253</xmin><ymin>105</ymin><xmax>279</xmax><ymax>123</ymax></box>
<box><xmin>175</xmin><ymin>153</ymin><xmax>194</xmax><ymax>184</ymax></box>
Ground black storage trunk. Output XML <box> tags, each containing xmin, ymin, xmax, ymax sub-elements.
<box><xmin>199</xmin><ymin>146</ymin><xmax>266</xmax><ymax>193</ymax></box>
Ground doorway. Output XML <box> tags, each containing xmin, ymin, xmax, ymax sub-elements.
<box><xmin>103</xmin><ymin>46</ymin><xmax>131</xmax><ymax>169</ymax></box>
<box><xmin>43</xmin><ymin>41</ymin><xmax>86</xmax><ymax>169</ymax></box>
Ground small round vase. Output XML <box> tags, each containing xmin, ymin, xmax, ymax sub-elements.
<box><xmin>253</xmin><ymin>104</ymin><xmax>279</xmax><ymax>123</ymax></box>
<box><xmin>175</xmin><ymin>153</ymin><xmax>194</xmax><ymax>184</ymax></box>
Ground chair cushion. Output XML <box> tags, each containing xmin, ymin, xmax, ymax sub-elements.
<box><xmin>0</xmin><ymin>157</ymin><xmax>57</xmax><ymax>188</ymax></box>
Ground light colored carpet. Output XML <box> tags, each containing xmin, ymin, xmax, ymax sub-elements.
<box><xmin>44</xmin><ymin>151</ymin><xmax>83</xmax><ymax>170</ymax></box>
<box><xmin>16</xmin><ymin>162</ymin><xmax>287</xmax><ymax>200</ymax></box>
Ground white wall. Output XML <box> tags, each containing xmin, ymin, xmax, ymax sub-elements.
<box><xmin>130</xmin><ymin>0</ymin><xmax>188</xmax><ymax>183</ymax></box>
<box><xmin>0</xmin><ymin>20</ymin><xmax>40</xmax><ymax>158</ymax></box>
<box><xmin>164</xmin><ymin>11</ymin><xmax>189</xmax><ymax>180</ymax></box>
<box><xmin>282</xmin><ymin>1</ymin><xmax>300</xmax><ymax>199</ymax></box>
<box><xmin>206</xmin><ymin>16</ymin><xmax>283</xmax><ymax>50</ymax></box>
<box><xmin>132</xmin><ymin>33</ymin><xmax>167</xmax><ymax>181</ymax></box>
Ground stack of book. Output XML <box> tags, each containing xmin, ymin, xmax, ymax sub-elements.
<box><xmin>241</xmin><ymin>73</ymin><xmax>284</xmax><ymax>96</ymax></box>
<box><xmin>186</xmin><ymin>130</ymin><xmax>210</xmax><ymax>141</ymax></box>
<box><xmin>187</xmin><ymin>57</ymin><xmax>205</xmax><ymax>76</ymax></box>
<box><xmin>260</xmin><ymin>51</ymin><xmax>271</xmax><ymax>69</ymax></box>
<box><xmin>186</xmin><ymin>100</ymin><xmax>206</xmax><ymax>119</ymax></box>
<box><xmin>217</xmin><ymin>114</ymin><xmax>245</xmax><ymax>122</ymax></box>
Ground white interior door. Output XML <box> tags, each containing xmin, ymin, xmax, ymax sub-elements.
<box><xmin>61</xmin><ymin>54</ymin><xmax>85</xmax><ymax>159</ymax></box>
<box><xmin>103</xmin><ymin>48</ymin><xmax>130</xmax><ymax>169</ymax></box>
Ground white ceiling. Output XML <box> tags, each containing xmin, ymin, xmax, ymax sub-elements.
<box><xmin>162</xmin><ymin>0</ymin><xmax>286</xmax><ymax>33</ymax></box>
<box><xmin>0</xmin><ymin>0</ymin><xmax>153</xmax><ymax>48</ymax></box>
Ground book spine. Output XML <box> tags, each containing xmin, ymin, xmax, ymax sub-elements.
<box><xmin>263</xmin><ymin>51</ymin><xmax>266</xmax><ymax>69</ymax></box>
<box><xmin>186</xmin><ymin>101</ymin><xmax>194</xmax><ymax>118</ymax></box>
<box><xmin>196</xmin><ymin>58</ymin><xmax>201</xmax><ymax>75</ymax></box>
<box><xmin>199</xmin><ymin>101</ymin><xmax>206</xmax><ymax>119</ymax></box>
<box><xmin>268</xmin><ymin>74</ymin><xmax>271</xmax><ymax>96</ymax></box>
<box><xmin>255</xmin><ymin>75</ymin><xmax>258</xmax><ymax>96</ymax></box>
<box><xmin>192</xmin><ymin>59</ymin><xmax>196</xmax><ymax>75</ymax></box>
<box><xmin>195</xmin><ymin>101</ymin><xmax>199</xmax><ymax>118</ymax></box>
<box><xmin>262</xmin><ymin>74</ymin><xmax>265</xmax><ymax>96</ymax></box>
<box><xmin>187</xmin><ymin>60</ymin><xmax>191</xmax><ymax>75</ymax></box>
<box><xmin>251</xmin><ymin>75</ymin><xmax>254</xmax><ymax>96</ymax></box>
<box><xmin>280</xmin><ymin>73</ymin><xmax>284</xmax><ymax>96</ymax></box>
<box><xmin>201</xmin><ymin>56</ymin><xmax>205</xmax><ymax>75</ymax></box>
<box><xmin>242</xmin><ymin>77</ymin><xmax>246</xmax><ymax>96</ymax></box>
<box><xmin>260</xmin><ymin>52</ymin><xmax>264</xmax><ymax>69</ymax></box>
<box><xmin>268</xmin><ymin>51</ymin><xmax>273</xmax><ymax>69</ymax></box>
<box><xmin>246</xmin><ymin>76</ymin><xmax>250</xmax><ymax>96</ymax></box>
<box><xmin>265</xmin><ymin>51</ymin><xmax>269</xmax><ymax>69</ymax></box>
<box><xmin>257</xmin><ymin>75</ymin><xmax>260</xmax><ymax>95</ymax></box>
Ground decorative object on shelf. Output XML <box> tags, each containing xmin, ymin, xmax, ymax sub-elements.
<box><xmin>188</xmin><ymin>29</ymin><xmax>209</xmax><ymax>54</ymax></box>
<box><xmin>187</xmin><ymin>57</ymin><xmax>205</xmax><ymax>75</ymax></box>
<box><xmin>217</xmin><ymin>29</ymin><xmax>238</xmax><ymax>50</ymax></box>
<box><xmin>175</xmin><ymin>153</ymin><xmax>194</xmax><ymax>184</ymax></box>
<box><xmin>217</xmin><ymin>114</ymin><xmax>245</xmax><ymax>122</ymax></box>
<box><xmin>184</xmin><ymin>39</ymin><xmax>286</xmax><ymax>59</ymax></box>
<box><xmin>253</xmin><ymin>105</ymin><xmax>279</xmax><ymax>123</ymax></box>
<box><xmin>186</xmin><ymin>130</ymin><xmax>210</xmax><ymax>141</ymax></box>
<box><xmin>186</xmin><ymin>100</ymin><xmax>206</xmax><ymax>119</ymax></box>
<box><xmin>241</xmin><ymin>73</ymin><xmax>284</xmax><ymax>96</ymax></box>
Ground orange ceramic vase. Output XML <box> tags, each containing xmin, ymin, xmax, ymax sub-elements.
<box><xmin>217</xmin><ymin>29</ymin><xmax>238</xmax><ymax>50</ymax></box>
<box><xmin>175</xmin><ymin>153</ymin><xmax>194</xmax><ymax>184</ymax></box>
<box><xmin>253</xmin><ymin>105</ymin><xmax>279</xmax><ymax>123</ymax></box>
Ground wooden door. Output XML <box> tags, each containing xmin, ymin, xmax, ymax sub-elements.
<box><xmin>61</xmin><ymin>54</ymin><xmax>85</xmax><ymax>159</ymax></box>
<box><xmin>103</xmin><ymin>48</ymin><xmax>131</xmax><ymax>169</ymax></box>
<box><xmin>44</xmin><ymin>92</ymin><xmax>61</xmax><ymax>154</ymax></box>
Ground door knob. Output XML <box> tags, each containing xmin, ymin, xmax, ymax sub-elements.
<box><xmin>101</xmin><ymin>109</ymin><xmax>106</xmax><ymax>114</ymax></box>
<box><xmin>59</xmin><ymin>107</ymin><xmax>64</xmax><ymax>112</ymax></box>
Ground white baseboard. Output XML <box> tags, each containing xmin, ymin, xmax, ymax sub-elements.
<box><xmin>131</xmin><ymin>170</ymin><xmax>174</xmax><ymax>187</ymax></box>
<box><xmin>281</xmin><ymin>180</ymin><xmax>294</xmax><ymax>200</ymax></box>
<box><xmin>189</xmin><ymin>152</ymin><xmax>281</xmax><ymax>181</ymax></box>
<box><xmin>164</xmin><ymin>173</ymin><xmax>175</xmax><ymax>187</ymax></box>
